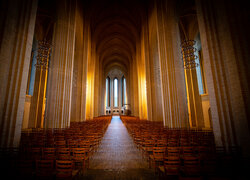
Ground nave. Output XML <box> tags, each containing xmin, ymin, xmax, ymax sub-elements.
<box><xmin>0</xmin><ymin>0</ymin><xmax>250</xmax><ymax>179</ymax></box>
<box><xmin>0</xmin><ymin>116</ymin><xmax>157</xmax><ymax>180</ymax></box>
<box><xmin>82</xmin><ymin>116</ymin><xmax>156</xmax><ymax>179</ymax></box>
<box><xmin>1</xmin><ymin>115</ymin><xmax>249</xmax><ymax>180</ymax></box>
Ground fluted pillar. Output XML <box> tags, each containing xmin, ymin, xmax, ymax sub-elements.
<box><xmin>100</xmin><ymin>70</ymin><xmax>106</xmax><ymax>115</ymax></box>
<box><xmin>125</xmin><ymin>73</ymin><xmax>131</xmax><ymax>115</ymax></box>
<box><xmin>94</xmin><ymin>55</ymin><xmax>100</xmax><ymax>117</ymax></box>
<box><xmin>132</xmin><ymin>56</ymin><xmax>139</xmax><ymax>117</ymax></box>
<box><xmin>80</xmin><ymin>24</ymin><xmax>91</xmax><ymax>121</ymax></box>
<box><xmin>85</xmin><ymin>42</ymin><xmax>95</xmax><ymax>120</ymax></box>
<box><xmin>129</xmin><ymin>65</ymin><xmax>134</xmax><ymax>116</ymax></box>
<box><xmin>0</xmin><ymin>0</ymin><xmax>38</xmax><ymax>147</ymax></box>
<box><xmin>184</xmin><ymin>68</ymin><xmax>205</xmax><ymax>128</ymax></box>
<box><xmin>70</xmin><ymin>5</ymin><xmax>86</xmax><ymax>122</ymax></box>
<box><xmin>196</xmin><ymin>0</ymin><xmax>250</xmax><ymax>156</ymax></box>
<box><xmin>142</xmin><ymin>22</ymin><xmax>153</xmax><ymax>121</ymax></box>
<box><xmin>28</xmin><ymin>41</ymin><xmax>51</xmax><ymax>128</ymax></box>
<box><xmin>182</xmin><ymin>40</ymin><xmax>205</xmax><ymax>129</ymax></box>
<box><xmin>45</xmin><ymin>0</ymin><xmax>76</xmax><ymax>128</ymax></box>
<box><xmin>155</xmin><ymin>0</ymin><xmax>188</xmax><ymax>127</ymax></box>
<box><xmin>136</xmin><ymin>40</ymin><xmax>148</xmax><ymax>120</ymax></box>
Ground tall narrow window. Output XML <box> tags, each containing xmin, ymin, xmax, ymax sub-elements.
<box><xmin>195</xmin><ymin>35</ymin><xmax>207</xmax><ymax>95</ymax></box>
<box><xmin>195</xmin><ymin>49</ymin><xmax>206</xmax><ymax>95</ymax></box>
<box><xmin>114</xmin><ymin>78</ymin><xmax>118</xmax><ymax>107</ymax></box>
<box><xmin>121</xmin><ymin>76</ymin><xmax>124</xmax><ymax>105</ymax></box>
<box><xmin>123</xmin><ymin>77</ymin><xmax>126</xmax><ymax>105</ymax></box>
<box><xmin>106</xmin><ymin>77</ymin><xmax>110</xmax><ymax>107</ymax></box>
<box><xmin>27</xmin><ymin>39</ymin><xmax>38</xmax><ymax>95</ymax></box>
<box><xmin>198</xmin><ymin>50</ymin><xmax>207</xmax><ymax>94</ymax></box>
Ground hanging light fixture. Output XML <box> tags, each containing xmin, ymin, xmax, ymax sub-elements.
<box><xmin>181</xmin><ymin>40</ymin><xmax>198</xmax><ymax>69</ymax></box>
<box><xmin>36</xmin><ymin>40</ymin><xmax>51</xmax><ymax>70</ymax></box>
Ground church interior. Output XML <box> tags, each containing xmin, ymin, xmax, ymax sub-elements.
<box><xmin>0</xmin><ymin>0</ymin><xmax>250</xmax><ymax>179</ymax></box>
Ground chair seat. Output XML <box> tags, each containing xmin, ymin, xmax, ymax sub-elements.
<box><xmin>149</xmin><ymin>155</ymin><xmax>154</xmax><ymax>160</ymax></box>
<box><xmin>56</xmin><ymin>170</ymin><xmax>79</xmax><ymax>179</ymax></box>
<box><xmin>72</xmin><ymin>169</ymin><xmax>80</xmax><ymax>176</ymax></box>
<box><xmin>154</xmin><ymin>157</ymin><xmax>164</xmax><ymax>161</ymax></box>
<box><xmin>159</xmin><ymin>165</ymin><xmax>165</xmax><ymax>173</ymax></box>
<box><xmin>56</xmin><ymin>160</ymin><xmax>80</xmax><ymax>179</ymax></box>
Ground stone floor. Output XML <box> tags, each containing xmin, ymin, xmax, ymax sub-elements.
<box><xmin>81</xmin><ymin>116</ymin><xmax>157</xmax><ymax>180</ymax></box>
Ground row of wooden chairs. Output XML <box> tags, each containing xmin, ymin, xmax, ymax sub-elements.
<box><xmin>20</xmin><ymin>147</ymin><xmax>90</xmax><ymax>162</ymax></box>
<box><xmin>121</xmin><ymin>115</ymin><xmax>242</xmax><ymax>179</ymax></box>
<box><xmin>1</xmin><ymin>116</ymin><xmax>112</xmax><ymax>179</ymax></box>
<box><xmin>17</xmin><ymin>159</ymin><xmax>80</xmax><ymax>179</ymax></box>
<box><xmin>16</xmin><ymin>147</ymin><xmax>91</xmax><ymax>178</ymax></box>
<box><xmin>148</xmin><ymin>146</ymin><xmax>217</xmax><ymax>176</ymax></box>
<box><xmin>121</xmin><ymin>116</ymin><xmax>215</xmax><ymax>150</ymax></box>
<box><xmin>20</xmin><ymin>117</ymin><xmax>111</xmax><ymax>150</ymax></box>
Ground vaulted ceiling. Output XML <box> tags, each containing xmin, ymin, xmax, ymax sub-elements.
<box><xmin>85</xmin><ymin>0</ymin><xmax>147</xmax><ymax>75</ymax></box>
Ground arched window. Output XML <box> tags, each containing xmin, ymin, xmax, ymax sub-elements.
<box><xmin>122</xmin><ymin>76</ymin><xmax>126</xmax><ymax>105</ymax></box>
<box><xmin>114</xmin><ymin>78</ymin><xmax>118</xmax><ymax>107</ymax></box>
<box><xmin>106</xmin><ymin>77</ymin><xmax>110</xmax><ymax>107</ymax></box>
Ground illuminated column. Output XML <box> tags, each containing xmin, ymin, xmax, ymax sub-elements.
<box><xmin>97</xmin><ymin>64</ymin><xmax>105</xmax><ymax>116</ymax></box>
<box><xmin>155</xmin><ymin>0</ymin><xmax>188</xmax><ymax>127</ymax></box>
<box><xmin>146</xmin><ymin>1</ymin><xmax>164</xmax><ymax>123</ymax></box>
<box><xmin>70</xmin><ymin>7</ymin><xmax>89</xmax><ymax>122</ymax></box>
<box><xmin>101</xmin><ymin>73</ymin><xmax>106</xmax><ymax>115</ymax></box>
<box><xmin>129</xmin><ymin>65</ymin><xmax>134</xmax><ymax>116</ymax></box>
<box><xmin>126</xmin><ymin>73</ymin><xmax>131</xmax><ymax>115</ymax></box>
<box><xmin>181</xmin><ymin>40</ymin><xmax>204</xmax><ymax>129</ymax></box>
<box><xmin>45</xmin><ymin>0</ymin><xmax>76</xmax><ymax>128</ymax></box>
<box><xmin>136</xmin><ymin>41</ymin><xmax>148</xmax><ymax>120</ymax></box>
<box><xmin>85</xmin><ymin>41</ymin><xmax>95</xmax><ymax>120</ymax></box>
<box><xmin>0</xmin><ymin>0</ymin><xmax>38</xmax><ymax>147</ymax></box>
<box><xmin>93</xmin><ymin>55</ymin><xmax>100</xmax><ymax>117</ymax></box>
<box><xmin>142</xmin><ymin>23</ymin><xmax>153</xmax><ymax>121</ymax></box>
<box><xmin>28</xmin><ymin>40</ymin><xmax>51</xmax><ymax>128</ymax></box>
<box><xmin>80</xmin><ymin>25</ymin><xmax>91</xmax><ymax>121</ymax></box>
<box><xmin>132</xmin><ymin>56</ymin><xmax>139</xmax><ymax>117</ymax></box>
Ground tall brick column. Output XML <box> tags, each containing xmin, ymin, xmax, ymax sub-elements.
<box><xmin>196</xmin><ymin>0</ymin><xmax>250</xmax><ymax>157</ymax></box>
<box><xmin>0</xmin><ymin>0</ymin><xmax>38</xmax><ymax>147</ymax></box>
<box><xmin>28</xmin><ymin>41</ymin><xmax>51</xmax><ymax>128</ymax></box>
<box><xmin>45</xmin><ymin>0</ymin><xmax>76</xmax><ymax>128</ymax></box>
<box><xmin>181</xmin><ymin>40</ymin><xmax>205</xmax><ymax>129</ymax></box>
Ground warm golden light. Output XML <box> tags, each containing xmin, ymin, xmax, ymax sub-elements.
<box><xmin>85</xmin><ymin>42</ymin><xmax>95</xmax><ymax>120</ymax></box>
<box><xmin>137</xmin><ymin>40</ymin><xmax>148</xmax><ymax>120</ymax></box>
<box><xmin>140</xmin><ymin>77</ymin><xmax>148</xmax><ymax>119</ymax></box>
<box><xmin>86</xmin><ymin>72</ymin><xmax>94</xmax><ymax>120</ymax></box>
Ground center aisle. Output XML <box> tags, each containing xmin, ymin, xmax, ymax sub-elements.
<box><xmin>82</xmin><ymin>116</ymin><xmax>157</xmax><ymax>179</ymax></box>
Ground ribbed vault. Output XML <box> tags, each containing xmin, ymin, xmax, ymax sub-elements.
<box><xmin>86</xmin><ymin>0</ymin><xmax>144</xmax><ymax>75</ymax></box>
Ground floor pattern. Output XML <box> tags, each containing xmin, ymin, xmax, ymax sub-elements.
<box><xmin>81</xmin><ymin>116</ymin><xmax>157</xmax><ymax>180</ymax></box>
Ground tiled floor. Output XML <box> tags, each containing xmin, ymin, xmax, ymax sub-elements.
<box><xmin>82</xmin><ymin>116</ymin><xmax>157</xmax><ymax>180</ymax></box>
